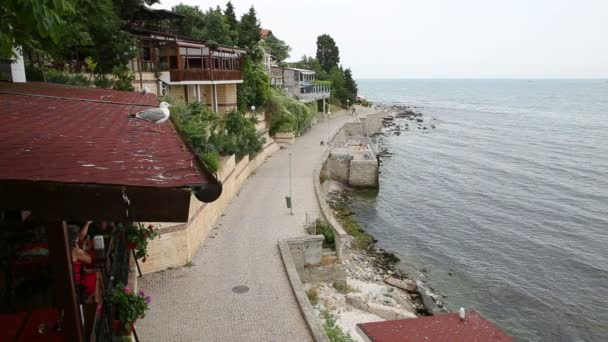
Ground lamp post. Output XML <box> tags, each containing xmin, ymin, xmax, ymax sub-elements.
<box><xmin>250</xmin><ymin>105</ymin><xmax>256</xmax><ymax>119</ymax></box>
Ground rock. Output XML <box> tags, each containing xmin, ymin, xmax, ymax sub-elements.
<box><xmin>448</xmin><ymin>272</ymin><xmax>453</xmax><ymax>276</ymax></box>
<box><xmin>385</xmin><ymin>277</ymin><xmax>418</xmax><ymax>293</ymax></box>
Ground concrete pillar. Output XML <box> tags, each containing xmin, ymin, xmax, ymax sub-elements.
<box><xmin>10</xmin><ymin>46</ymin><xmax>26</xmax><ymax>83</ymax></box>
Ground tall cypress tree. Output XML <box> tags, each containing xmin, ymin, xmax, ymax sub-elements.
<box><xmin>343</xmin><ymin>68</ymin><xmax>358</xmax><ymax>102</ymax></box>
<box><xmin>316</xmin><ymin>34</ymin><xmax>340</xmax><ymax>72</ymax></box>
<box><xmin>224</xmin><ymin>2</ymin><xmax>239</xmax><ymax>44</ymax></box>
<box><xmin>238</xmin><ymin>6</ymin><xmax>261</xmax><ymax>50</ymax></box>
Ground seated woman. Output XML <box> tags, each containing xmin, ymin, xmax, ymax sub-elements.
<box><xmin>70</xmin><ymin>222</ymin><xmax>101</xmax><ymax>303</ymax></box>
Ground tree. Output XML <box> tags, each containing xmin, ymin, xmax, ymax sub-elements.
<box><xmin>316</xmin><ymin>34</ymin><xmax>340</xmax><ymax>72</ymax></box>
<box><xmin>343</xmin><ymin>68</ymin><xmax>358</xmax><ymax>102</ymax></box>
<box><xmin>205</xmin><ymin>8</ymin><xmax>232</xmax><ymax>45</ymax></box>
<box><xmin>263</xmin><ymin>34</ymin><xmax>291</xmax><ymax>62</ymax></box>
<box><xmin>237</xmin><ymin>44</ymin><xmax>270</xmax><ymax>109</ymax></box>
<box><xmin>0</xmin><ymin>0</ymin><xmax>77</xmax><ymax>59</ymax></box>
<box><xmin>173</xmin><ymin>4</ymin><xmax>206</xmax><ymax>39</ymax></box>
<box><xmin>238</xmin><ymin>6</ymin><xmax>261</xmax><ymax>51</ymax></box>
<box><xmin>224</xmin><ymin>2</ymin><xmax>238</xmax><ymax>43</ymax></box>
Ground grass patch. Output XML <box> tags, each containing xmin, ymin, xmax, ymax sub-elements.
<box><xmin>306</xmin><ymin>287</ymin><xmax>319</xmax><ymax>305</ymax></box>
<box><xmin>320</xmin><ymin>255</ymin><xmax>335</xmax><ymax>266</ymax></box>
<box><xmin>322</xmin><ymin>311</ymin><xmax>354</xmax><ymax>342</ymax></box>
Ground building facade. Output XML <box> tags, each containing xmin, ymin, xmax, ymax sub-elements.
<box><xmin>127</xmin><ymin>8</ymin><xmax>246</xmax><ymax>113</ymax></box>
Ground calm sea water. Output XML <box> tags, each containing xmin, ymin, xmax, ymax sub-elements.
<box><xmin>352</xmin><ymin>79</ymin><xmax>608</xmax><ymax>341</ymax></box>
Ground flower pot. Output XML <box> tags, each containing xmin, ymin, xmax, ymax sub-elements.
<box><xmin>113</xmin><ymin>320</ymin><xmax>134</xmax><ymax>336</ymax></box>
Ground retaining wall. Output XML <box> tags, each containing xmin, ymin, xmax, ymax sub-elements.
<box><xmin>140</xmin><ymin>140</ymin><xmax>280</xmax><ymax>274</ymax></box>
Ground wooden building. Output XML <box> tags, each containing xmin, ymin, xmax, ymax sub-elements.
<box><xmin>0</xmin><ymin>82</ymin><xmax>221</xmax><ymax>341</ymax></box>
<box><xmin>126</xmin><ymin>7</ymin><xmax>246</xmax><ymax>113</ymax></box>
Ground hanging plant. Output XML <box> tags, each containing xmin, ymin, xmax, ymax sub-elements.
<box><xmin>106</xmin><ymin>283</ymin><xmax>151</xmax><ymax>335</ymax></box>
<box><xmin>125</xmin><ymin>223</ymin><xmax>160</xmax><ymax>262</ymax></box>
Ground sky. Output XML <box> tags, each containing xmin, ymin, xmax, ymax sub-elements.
<box><xmin>152</xmin><ymin>0</ymin><xmax>608</xmax><ymax>79</ymax></box>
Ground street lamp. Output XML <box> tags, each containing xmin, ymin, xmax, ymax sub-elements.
<box><xmin>250</xmin><ymin>105</ymin><xmax>256</xmax><ymax>119</ymax></box>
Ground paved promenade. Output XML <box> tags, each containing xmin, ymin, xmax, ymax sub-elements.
<box><xmin>138</xmin><ymin>107</ymin><xmax>375</xmax><ymax>342</ymax></box>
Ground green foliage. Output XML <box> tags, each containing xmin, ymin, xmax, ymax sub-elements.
<box><xmin>316</xmin><ymin>34</ymin><xmax>340</xmax><ymax>72</ymax></box>
<box><xmin>106</xmin><ymin>283</ymin><xmax>151</xmax><ymax>334</ymax></box>
<box><xmin>343</xmin><ymin>68</ymin><xmax>358</xmax><ymax>103</ymax></box>
<box><xmin>306</xmin><ymin>287</ymin><xmax>319</xmax><ymax>305</ymax></box>
<box><xmin>205</xmin><ymin>7</ymin><xmax>233</xmax><ymax>45</ymax></box>
<box><xmin>111</xmin><ymin>66</ymin><xmax>135</xmax><ymax>91</ymax></box>
<box><xmin>171</xmin><ymin>101</ymin><xmax>265</xmax><ymax>169</ymax></box>
<box><xmin>94</xmin><ymin>75</ymin><xmax>114</xmax><ymax>89</ymax></box>
<box><xmin>334</xmin><ymin>207</ymin><xmax>374</xmax><ymax>250</ymax></box>
<box><xmin>0</xmin><ymin>0</ymin><xmax>77</xmax><ymax>59</ymax></box>
<box><xmin>224</xmin><ymin>2</ymin><xmax>239</xmax><ymax>43</ymax></box>
<box><xmin>238</xmin><ymin>6</ymin><xmax>261</xmax><ymax>49</ymax></box>
<box><xmin>315</xmin><ymin>219</ymin><xmax>335</xmax><ymax>248</ymax></box>
<box><xmin>263</xmin><ymin>34</ymin><xmax>291</xmax><ymax>62</ymax></box>
<box><xmin>126</xmin><ymin>223</ymin><xmax>160</xmax><ymax>260</ymax></box>
<box><xmin>172</xmin><ymin>4</ymin><xmax>206</xmax><ymax>39</ymax></box>
<box><xmin>45</xmin><ymin>69</ymin><xmax>91</xmax><ymax>86</ymax></box>
<box><xmin>238</xmin><ymin>51</ymin><xmax>271</xmax><ymax>109</ymax></box>
<box><xmin>265</xmin><ymin>88</ymin><xmax>315</xmax><ymax>135</ymax></box>
<box><xmin>322</xmin><ymin>311</ymin><xmax>354</xmax><ymax>342</ymax></box>
<box><xmin>201</xmin><ymin>151</ymin><xmax>220</xmax><ymax>173</ymax></box>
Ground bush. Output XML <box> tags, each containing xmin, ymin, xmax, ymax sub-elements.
<box><xmin>315</xmin><ymin>219</ymin><xmax>335</xmax><ymax>248</ymax></box>
<box><xmin>202</xmin><ymin>151</ymin><xmax>220</xmax><ymax>173</ymax></box>
<box><xmin>45</xmin><ymin>69</ymin><xmax>91</xmax><ymax>86</ymax></box>
<box><xmin>306</xmin><ymin>287</ymin><xmax>319</xmax><ymax>305</ymax></box>
<box><xmin>94</xmin><ymin>75</ymin><xmax>114</xmax><ymax>89</ymax></box>
<box><xmin>322</xmin><ymin>311</ymin><xmax>353</xmax><ymax>342</ymax></box>
<box><xmin>265</xmin><ymin>88</ymin><xmax>315</xmax><ymax>135</ymax></box>
<box><xmin>112</xmin><ymin>66</ymin><xmax>134</xmax><ymax>91</ymax></box>
<box><xmin>171</xmin><ymin>101</ymin><xmax>265</xmax><ymax>169</ymax></box>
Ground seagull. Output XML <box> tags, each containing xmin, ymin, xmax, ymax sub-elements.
<box><xmin>459</xmin><ymin>307</ymin><xmax>466</xmax><ymax>321</ymax></box>
<box><xmin>129</xmin><ymin>102</ymin><xmax>171</xmax><ymax>132</ymax></box>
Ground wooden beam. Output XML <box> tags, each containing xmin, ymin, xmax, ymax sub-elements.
<box><xmin>0</xmin><ymin>180</ymin><xmax>192</xmax><ymax>222</ymax></box>
<box><xmin>48</xmin><ymin>221</ymin><xmax>83</xmax><ymax>342</ymax></box>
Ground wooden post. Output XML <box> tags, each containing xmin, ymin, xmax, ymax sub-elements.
<box><xmin>48</xmin><ymin>221</ymin><xmax>84</xmax><ymax>342</ymax></box>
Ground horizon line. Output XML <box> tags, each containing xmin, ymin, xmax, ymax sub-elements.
<box><xmin>355</xmin><ymin>77</ymin><xmax>608</xmax><ymax>80</ymax></box>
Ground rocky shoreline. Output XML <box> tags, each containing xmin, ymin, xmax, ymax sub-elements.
<box><xmin>308</xmin><ymin>180</ymin><xmax>448</xmax><ymax>341</ymax></box>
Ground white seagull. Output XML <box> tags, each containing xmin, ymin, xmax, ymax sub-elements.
<box><xmin>129</xmin><ymin>102</ymin><xmax>171</xmax><ymax>132</ymax></box>
<box><xmin>459</xmin><ymin>307</ymin><xmax>466</xmax><ymax>320</ymax></box>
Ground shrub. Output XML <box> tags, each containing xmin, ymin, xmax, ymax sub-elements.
<box><xmin>306</xmin><ymin>287</ymin><xmax>319</xmax><ymax>305</ymax></box>
<box><xmin>112</xmin><ymin>66</ymin><xmax>134</xmax><ymax>91</ymax></box>
<box><xmin>202</xmin><ymin>151</ymin><xmax>220</xmax><ymax>173</ymax></box>
<box><xmin>170</xmin><ymin>101</ymin><xmax>265</xmax><ymax>169</ymax></box>
<box><xmin>322</xmin><ymin>311</ymin><xmax>353</xmax><ymax>342</ymax></box>
<box><xmin>265</xmin><ymin>88</ymin><xmax>315</xmax><ymax>135</ymax></box>
<box><xmin>94</xmin><ymin>75</ymin><xmax>114</xmax><ymax>89</ymax></box>
<box><xmin>45</xmin><ymin>69</ymin><xmax>91</xmax><ymax>86</ymax></box>
<box><xmin>315</xmin><ymin>218</ymin><xmax>335</xmax><ymax>248</ymax></box>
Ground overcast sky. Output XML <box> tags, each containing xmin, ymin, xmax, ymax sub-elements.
<box><xmin>153</xmin><ymin>0</ymin><xmax>608</xmax><ymax>79</ymax></box>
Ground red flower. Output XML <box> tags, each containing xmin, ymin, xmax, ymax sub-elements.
<box><xmin>147</xmin><ymin>224</ymin><xmax>153</xmax><ymax>230</ymax></box>
<box><xmin>142</xmin><ymin>257</ymin><xmax>147</xmax><ymax>263</ymax></box>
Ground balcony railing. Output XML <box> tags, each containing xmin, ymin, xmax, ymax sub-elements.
<box><xmin>170</xmin><ymin>69</ymin><xmax>243</xmax><ymax>82</ymax></box>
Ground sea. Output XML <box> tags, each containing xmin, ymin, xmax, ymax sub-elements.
<box><xmin>352</xmin><ymin>79</ymin><xmax>608</xmax><ymax>341</ymax></box>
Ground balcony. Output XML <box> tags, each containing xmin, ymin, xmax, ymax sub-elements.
<box><xmin>169</xmin><ymin>69</ymin><xmax>244</xmax><ymax>82</ymax></box>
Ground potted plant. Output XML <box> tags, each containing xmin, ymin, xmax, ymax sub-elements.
<box><xmin>125</xmin><ymin>223</ymin><xmax>159</xmax><ymax>262</ymax></box>
<box><xmin>106</xmin><ymin>283</ymin><xmax>151</xmax><ymax>336</ymax></box>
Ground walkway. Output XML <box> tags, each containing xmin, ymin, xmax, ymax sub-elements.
<box><xmin>138</xmin><ymin>106</ymin><xmax>376</xmax><ymax>342</ymax></box>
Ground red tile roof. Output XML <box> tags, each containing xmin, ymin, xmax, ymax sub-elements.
<box><xmin>357</xmin><ymin>312</ymin><xmax>512</xmax><ymax>342</ymax></box>
<box><xmin>260</xmin><ymin>29</ymin><xmax>272</xmax><ymax>39</ymax></box>
<box><xmin>0</xmin><ymin>82</ymin><xmax>209</xmax><ymax>188</ymax></box>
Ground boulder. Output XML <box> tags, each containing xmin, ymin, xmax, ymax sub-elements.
<box><xmin>385</xmin><ymin>277</ymin><xmax>418</xmax><ymax>293</ymax></box>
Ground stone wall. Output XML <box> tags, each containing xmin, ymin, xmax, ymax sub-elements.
<box><xmin>326</xmin><ymin>149</ymin><xmax>352</xmax><ymax>183</ymax></box>
<box><xmin>216</xmin><ymin>83</ymin><xmax>237</xmax><ymax>113</ymax></box>
<box><xmin>361</xmin><ymin>111</ymin><xmax>387</xmax><ymax>135</ymax></box>
<box><xmin>349</xmin><ymin>159</ymin><xmax>379</xmax><ymax>188</ymax></box>
<box><xmin>140</xmin><ymin>140</ymin><xmax>280</xmax><ymax>274</ymax></box>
